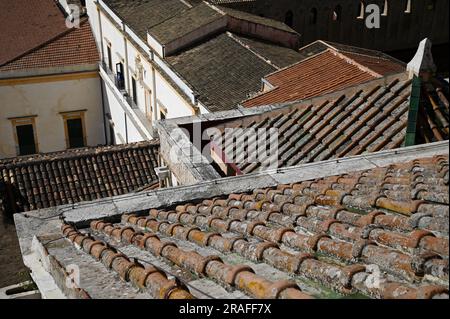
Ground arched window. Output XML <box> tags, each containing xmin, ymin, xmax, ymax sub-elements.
<box><xmin>333</xmin><ymin>5</ymin><xmax>342</xmax><ymax>21</ymax></box>
<box><xmin>405</xmin><ymin>0</ymin><xmax>412</xmax><ymax>13</ymax></box>
<box><xmin>357</xmin><ymin>1</ymin><xmax>365</xmax><ymax>19</ymax></box>
<box><xmin>382</xmin><ymin>0</ymin><xmax>388</xmax><ymax>16</ymax></box>
<box><xmin>309</xmin><ymin>8</ymin><xmax>318</xmax><ymax>25</ymax></box>
<box><xmin>285</xmin><ymin>10</ymin><xmax>294</xmax><ymax>27</ymax></box>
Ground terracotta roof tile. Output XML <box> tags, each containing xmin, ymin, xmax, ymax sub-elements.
<box><xmin>212</xmin><ymin>74</ymin><xmax>449</xmax><ymax>175</ymax></box>
<box><xmin>0</xmin><ymin>19</ymin><xmax>99</xmax><ymax>72</ymax></box>
<box><xmin>104</xmin><ymin>0</ymin><xmax>191</xmax><ymax>39</ymax></box>
<box><xmin>0</xmin><ymin>142</ymin><xmax>160</xmax><ymax>213</ymax></box>
<box><xmin>242</xmin><ymin>47</ymin><xmax>405</xmax><ymax>108</ymax></box>
<box><xmin>0</xmin><ymin>0</ymin><xmax>68</xmax><ymax>66</ymax></box>
<box><xmin>60</xmin><ymin>155</ymin><xmax>449</xmax><ymax>299</ymax></box>
<box><xmin>417</xmin><ymin>78</ymin><xmax>450</xmax><ymax>143</ymax></box>
<box><xmin>166</xmin><ymin>32</ymin><xmax>278</xmax><ymax>112</ymax></box>
<box><xmin>343</xmin><ymin>51</ymin><xmax>406</xmax><ymax>76</ymax></box>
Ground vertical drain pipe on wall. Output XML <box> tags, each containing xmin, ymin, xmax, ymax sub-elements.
<box><xmin>150</xmin><ymin>51</ymin><xmax>158</xmax><ymax>123</ymax></box>
<box><xmin>96</xmin><ymin>1</ymin><xmax>108</xmax><ymax>145</ymax></box>
<box><xmin>123</xmin><ymin>23</ymin><xmax>131</xmax><ymax>96</ymax></box>
<box><xmin>100</xmin><ymin>81</ymin><xmax>108</xmax><ymax>145</ymax></box>
<box><xmin>124</xmin><ymin>111</ymin><xmax>128</xmax><ymax>143</ymax></box>
<box><xmin>123</xmin><ymin>22</ymin><xmax>130</xmax><ymax>144</ymax></box>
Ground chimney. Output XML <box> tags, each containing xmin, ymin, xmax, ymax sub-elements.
<box><xmin>155</xmin><ymin>166</ymin><xmax>171</xmax><ymax>188</ymax></box>
<box><xmin>407</xmin><ymin>38</ymin><xmax>437</xmax><ymax>81</ymax></box>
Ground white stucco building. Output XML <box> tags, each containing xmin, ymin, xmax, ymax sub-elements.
<box><xmin>0</xmin><ymin>0</ymin><xmax>104</xmax><ymax>159</ymax></box>
<box><xmin>85</xmin><ymin>0</ymin><xmax>303</xmax><ymax>145</ymax></box>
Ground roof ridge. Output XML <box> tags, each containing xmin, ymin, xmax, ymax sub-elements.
<box><xmin>226</xmin><ymin>32</ymin><xmax>280</xmax><ymax>69</ymax></box>
<box><xmin>240</xmin><ymin>49</ymin><xmax>366</xmax><ymax>106</ymax></box>
<box><xmin>0</xmin><ymin>140</ymin><xmax>160</xmax><ymax>167</ymax></box>
<box><xmin>147</xmin><ymin>4</ymin><xmax>195</xmax><ymax>34</ymax></box>
<box><xmin>325</xmin><ymin>40</ymin><xmax>407</xmax><ymax>66</ymax></box>
<box><xmin>1</xmin><ymin>18</ymin><xmax>90</xmax><ymax>68</ymax></box>
<box><xmin>262</xmin><ymin>49</ymin><xmax>330</xmax><ymax>81</ymax></box>
<box><xmin>240</xmin><ymin>71</ymin><xmax>410</xmax><ymax>109</ymax></box>
<box><xmin>331</xmin><ymin>49</ymin><xmax>383</xmax><ymax>78</ymax></box>
<box><xmin>179</xmin><ymin>0</ymin><xmax>196</xmax><ymax>8</ymax></box>
<box><xmin>339</xmin><ymin>49</ymin><xmax>407</xmax><ymax>66</ymax></box>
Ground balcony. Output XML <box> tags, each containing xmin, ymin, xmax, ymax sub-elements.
<box><xmin>101</xmin><ymin>62</ymin><xmax>127</xmax><ymax>93</ymax></box>
<box><xmin>99</xmin><ymin>62</ymin><xmax>155</xmax><ymax>140</ymax></box>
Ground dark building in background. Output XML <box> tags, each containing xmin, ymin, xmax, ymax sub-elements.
<box><xmin>211</xmin><ymin>0</ymin><xmax>449</xmax><ymax>74</ymax></box>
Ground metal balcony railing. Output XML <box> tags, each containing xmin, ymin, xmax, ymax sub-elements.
<box><xmin>99</xmin><ymin>62</ymin><xmax>155</xmax><ymax>138</ymax></box>
<box><xmin>100</xmin><ymin>62</ymin><xmax>139</xmax><ymax>109</ymax></box>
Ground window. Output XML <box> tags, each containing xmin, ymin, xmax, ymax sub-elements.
<box><xmin>145</xmin><ymin>89</ymin><xmax>152</xmax><ymax>121</ymax></box>
<box><xmin>106</xmin><ymin>43</ymin><xmax>112</xmax><ymax>71</ymax></box>
<box><xmin>284</xmin><ymin>10</ymin><xmax>293</xmax><ymax>27</ymax></box>
<box><xmin>61</xmin><ymin>111</ymin><xmax>87</xmax><ymax>149</ymax></box>
<box><xmin>405</xmin><ymin>0</ymin><xmax>412</xmax><ymax>13</ymax></box>
<box><xmin>309</xmin><ymin>8</ymin><xmax>318</xmax><ymax>25</ymax></box>
<box><xmin>382</xmin><ymin>0</ymin><xmax>388</xmax><ymax>16</ymax></box>
<box><xmin>333</xmin><ymin>5</ymin><xmax>342</xmax><ymax>21</ymax></box>
<box><xmin>10</xmin><ymin>117</ymin><xmax>38</xmax><ymax>156</ymax></box>
<box><xmin>357</xmin><ymin>1</ymin><xmax>365</xmax><ymax>19</ymax></box>
<box><xmin>115</xmin><ymin>62</ymin><xmax>125</xmax><ymax>90</ymax></box>
<box><xmin>131</xmin><ymin>76</ymin><xmax>138</xmax><ymax>106</ymax></box>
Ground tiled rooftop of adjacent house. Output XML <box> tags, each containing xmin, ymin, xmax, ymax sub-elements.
<box><xmin>0</xmin><ymin>19</ymin><xmax>99</xmax><ymax>72</ymax></box>
<box><xmin>219</xmin><ymin>6</ymin><xmax>298</xmax><ymax>34</ymax></box>
<box><xmin>38</xmin><ymin>153</ymin><xmax>449</xmax><ymax>299</ymax></box>
<box><xmin>104</xmin><ymin>0</ymin><xmax>203</xmax><ymax>39</ymax></box>
<box><xmin>208</xmin><ymin>73</ymin><xmax>449</xmax><ymax>175</ymax></box>
<box><xmin>167</xmin><ymin>32</ymin><xmax>302</xmax><ymax>111</ymax></box>
<box><xmin>242</xmin><ymin>41</ymin><xmax>406</xmax><ymax>108</ymax></box>
<box><xmin>166</xmin><ymin>32</ymin><xmax>275</xmax><ymax>111</ymax></box>
<box><xmin>0</xmin><ymin>141</ymin><xmax>160</xmax><ymax>213</ymax></box>
<box><xmin>0</xmin><ymin>0</ymin><xmax>68</xmax><ymax>66</ymax></box>
<box><xmin>101</xmin><ymin>0</ymin><xmax>303</xmax><ymax>111</ymax></box>
<box><xmin>232</xmin><ymin>34</ymin><xmax>306</xmax><ymax>69</ymax></box>
<box><xmin>149</xmin><ymin>2</ymin><xmax>224</xmax><ymax>45</ymax></box>
<box><xmin>0</xmin><ymin>0</ymin><xmax>98</xmax><ymax>72</ymax></box>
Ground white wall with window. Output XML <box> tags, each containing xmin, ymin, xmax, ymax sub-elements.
<box><xmin>0</xmin><ymin>74</ymin><xmax>104</xmax><ymax>159</ymax></box>
<box><xmin>86</xmin><ymin>0</ymin><xmax>204</xmax><ymax>145</ymax></box>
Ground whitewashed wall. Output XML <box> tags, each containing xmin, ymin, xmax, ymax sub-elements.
<box><xmin>0</xmin><ymin>76</ymin><xmax>104</xmax><ymax>158</ymax></box>
<box><xmin>86</xmin><ymin>0</ymin><xmax>203</xmax><ymax>146</ymax></box>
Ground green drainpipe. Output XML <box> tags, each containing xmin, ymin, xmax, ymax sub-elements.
<box><xmin>404</xmin><ymin>75</ymin><xmax>422</xmax><ymax>147</ymax></box>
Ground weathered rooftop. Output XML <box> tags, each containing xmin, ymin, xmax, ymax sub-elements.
<box><xmin>0</xmin><ymin>141</ymin><xmax>160</xmax><ymax>214</ymax></box>
<box><xmin>216</xmin><ymin>73</ymin><xmax>416</xmax><ymax>175</ymax></box>
<box><xmin>103</xmin><ymin>0</ymin><xmax>193</xmax><ymax>39</ymax></box>
<box><xmin>101</xmin><ymin>0</ymin><xmax>303</xmax><ymax>112</ymax></box>
<box><xmin>0</xmin><ymin>0</ymin><xmax>98</xmax><ymax>73</ymax></box>
<box><xmin>14</xmin><ymin>142</ymin><xmax>450</xmax><ymax>299</ymax></box>
<box><xmin>167</xmin><ymin>32</ymin><xmax>302</xmax><ymax>111</ymax></box>
<box><xmin>0</xmin><ymin>18</ymin><xmax>99</xmax><ymax>72</ymax></box>
<box><xmin>243</xmin><ymin>41</ymin><xmax>406</xmax><ymax>108</ymax></box>
<box><xmin>0</xmin><ymin>0</ymin><xmax>67</xmax><ymax>66</ymax></box>
<box><xmin>149</xmin><ymin>2</ymin><xmax>224</xmax><ymax>45</ymax></box>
